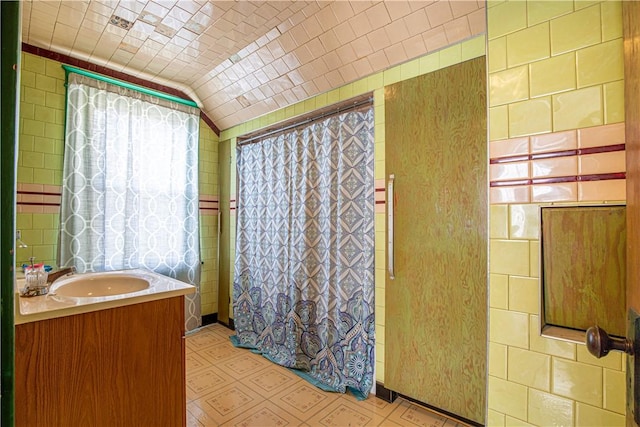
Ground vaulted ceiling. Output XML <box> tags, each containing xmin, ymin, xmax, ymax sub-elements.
<box><xmin>21</xmin><ymin>1</ymin><xmax>486</xmax><ymax>132</ymax></box>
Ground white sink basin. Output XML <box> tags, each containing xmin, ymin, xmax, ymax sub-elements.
<box><xmin>50</xmin><ymin>274</ymin><xmax>150</xmax><ymax>298</ymax></box>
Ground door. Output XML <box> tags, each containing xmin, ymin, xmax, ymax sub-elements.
<box><xmin>586</xmin><ymin>5</ymin><xmax>640</xmax><ymax>425</ymax></box>
<box><xmin>385</xmin><ymin>57</ymin><xmax>487</xmax><ymax>424</ymax></box>
<box><xmin>624</xmin><ymin>2</ymin><xmax>640</xmax><ymax>424</ymax></box>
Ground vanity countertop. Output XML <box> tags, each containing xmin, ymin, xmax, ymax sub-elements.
<box><xmin>15</xmin><ymin>268</ymin><xmax>195</xmax><ymax>324</ymax></box>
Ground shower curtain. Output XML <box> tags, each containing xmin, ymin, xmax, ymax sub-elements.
<box><xmin>233</xmin><ymin>106</ymin><xmax>375</xmax><ymax>398</ymax></box>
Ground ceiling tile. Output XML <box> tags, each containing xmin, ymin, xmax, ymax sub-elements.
<box><xmin>348</xmin><ymin>11</ymin><xmax>373</xmax><ymax>38</ymax></box>
<box><xmin>315</xmin><ymin>5</ymin><xmax>339</xmax><ymax>32</ymax></box>
<box><xmin>444</xmin><ymin>16</ymin><xmax>471</xmax><ymax>44</ymax></box>
<box><xmin>450</xmin><ymin>0</ymin><xmax>480</xmax><ymax>18</ymax></box>
<box><xmin>423</xmin><ymin>25</ymin><xmax>449</xmax><ymax>52</ymax></box>
<box><xmin>402</xmin><ymin>33</ymin><xmax>427</xmax><ymax>59</ymax></box>
<box><xmin>385</xmin><ymin>19</ymin><xmax>410</xmax><ymax>45</ymax></box>
<box><xmin>351</xmin><ymin>36</ymin><xmax>374</xmax><ymax>60</ymax></box>
<box><xmin>404</xmin><ymin>9</ymin><xmax>430</xmax><ymax>37</ymax></box>
<box><xmin>23</xmin><ymin>0</ymin><xmax>486</xmax><ymax>131</ymax></box>
<box><xmin>367</xmin><ymin>27</ymin><xmax>392</xmax><ymax>50</ymax></box>
<box><xmin>366</xmin><ymin>2</ymin><xmax>392</xmax><ymax>30</ymax></box>
<box><xmin>425</xmin><ymin>1</ymin><xmax>454</xmax><ymax>27</ymax></box>
<box><xmin>384</xmin><ymin>42</ymin><xmax>408</xmax><ymax>65</ymax></box>
<box><xmin>385</xmin><ymin>2</ymin><xmax>412</xmax><ymax>21</ymax></box>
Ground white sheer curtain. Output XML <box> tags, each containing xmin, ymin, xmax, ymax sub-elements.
<box><xmin>60</xmin><ymin>73</ymin><xmax>201</xmax><ymax>330</ymax></box>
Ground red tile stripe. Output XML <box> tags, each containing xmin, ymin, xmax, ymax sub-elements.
<box><xmin>490</xmin><ymin>144</ymin><xmax>625</xmax><ymax>164</ymax></box>
<box><xmin>490</xmin><ymin>172</ymin><xmax>626</xmax><ymax>187</ymax></box>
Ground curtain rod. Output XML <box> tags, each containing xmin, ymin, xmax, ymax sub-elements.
<box><xmin>62</xmin><ymin>64</ymin><xmax>198</xmax><ymax>108</ymax></box>
<box><xmin>238</xmin><ymin>95</ymin><xmax>373</xmax><ymax>146</ymax></box>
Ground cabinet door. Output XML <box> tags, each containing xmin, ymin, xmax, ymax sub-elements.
<box><xmin>15</xmin><ymin>297</ymin><xmax>186</xmax><ymax>427</ymax></box>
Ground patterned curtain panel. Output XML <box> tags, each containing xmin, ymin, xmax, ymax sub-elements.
<box><xmin>61</xmin><ymin>73</ymin><xmax>202</xmax><ymax>331</ymax></box>
<box><xmin>233</xmin><ymin>107</ymin><xmax>375</xmax><ymax>398</ymax></box>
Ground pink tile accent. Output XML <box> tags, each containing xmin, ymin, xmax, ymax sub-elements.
<box><xmin>531</xmin><ymin>183</ymin><xmax>578</xmax><ymax>203</ymax></box>
<box><xmin>490</xmin><ymin>161</ymin><xmax>530</xmax><ymax>181</ymax></box>
<box><xmin>490</xmin><ymin>186</ymin><xmax>530</xmax><ymax>204</ymax></box>
<box><xmin>43</xmin><ymin>195</ymin><xmax>61</xmax><ymax>205</ymax></box>
<box><xmin>43</xmin><ymin>185</ymin><xmax>62</xmax><ymax>194</ymax></box>
<box><xmin>21</xmin><ymin>194</ymin><xmax>44</xmax><ymax>204</ymax></box>
<box><xmin>17</xmin><ymin>183</ymin><xmax>44</xmax><ymax>193</ymax></box>
<box><xmin>578</xmin><ymin>122</ymin><xmax>625</xmax><ymax>148</ymax></box>
<box><xmin>578</xmin><ymin>179</ymin><xmax>626</xmax><ymax>202</ymax></box>
<box><xmin>375</xmin><ymin>203</ymin><xmax>386</xmax><ymax>214</ymax></box>
<box><xmin>18</xmin><ymin>205</ymin><xmax>44</xmax><ymax>214</ymax></box>
<box><xmin>579</xmin><ymin>151</ymin><xmax>626</xmax><ymax>175</ymax></box>
<box><xmin>531</xmin><ymin>130</ymin><xmax>577</xmax><ymax>153</ymax></box>
<box><xmin>489</xmin><ymin>137</ymin><xmax>530</xmax><ymax>159</ymax></box>
<box><xmin>43</xmin><ymin>206</ymin><xmax>60</xmax><ymax>214</ymax></box>
<box><xmin>531</xmin><ymin>156</ymin><xmax>578</xmax><ymax>178</ymax></box>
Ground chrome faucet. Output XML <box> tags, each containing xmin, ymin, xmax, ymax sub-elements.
<box><xmin>46</xmin><ymin>266</ymin><xmax>76</xmax><ymax>284</ymax></box>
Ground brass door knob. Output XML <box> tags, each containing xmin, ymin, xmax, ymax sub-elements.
<box><xmin>585</xmin><ymin>326</ymin><xmax>634</xmax><ymax>358</ymax></box>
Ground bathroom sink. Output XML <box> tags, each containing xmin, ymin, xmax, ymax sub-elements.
<box><xmin>50</xmin><ymin>274</ymin><xmax>150</xmax><ymax>298</ymax></box>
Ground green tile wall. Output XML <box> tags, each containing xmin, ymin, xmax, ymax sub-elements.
<box><xmin>16</xmin><ymin>52</ymin><xmax>220</xmax><ymax>317</ymax></box>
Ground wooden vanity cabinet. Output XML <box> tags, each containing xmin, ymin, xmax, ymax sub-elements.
<box><xmin>15</xmin><ymin>296</ymin><xmax>186</xmax><ymax>427</ymax></box>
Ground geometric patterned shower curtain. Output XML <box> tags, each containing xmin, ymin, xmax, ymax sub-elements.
<box><xmin>233</xmin><ymin>106</ymin><xmax>375</xmax><ymax>398</ymax></box>
<box><xmin>61</xmin><ymin>72</ymin><xmax>202</xmax><ymax>331</ymax></box>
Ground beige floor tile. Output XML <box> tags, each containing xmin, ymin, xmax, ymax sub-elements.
<box><xmin>220</xmin><ymin>400</ymin><xmax>305</xmax><ymax>427</ymax></box>
<box><xmin>269</xmin><ymin>381</ymin><xmax>340</xmax><ymax>420</ymax></box>
<box><xmin>199</xmin><ymin>342</ymin><xmax>241</xmax><ymax>364</ymax></box>
<box><xmin>186</xmin><ymin>365</ymin><xmax>236</xmax><ymax>401</ymax></box>
<box><xmin>186</xmin><ymin>350</ymin><xmax>211</xmax><ymax>373</ymax></box>
<box><xmin>210</xmin><ymin>324</ymin><xmax>236</xmax><ymax>338</ymax></box>
<box><xmin>185</xmin><ymin>326</ymin><xmax>465</xmax><ymax>427</ymax></box>
<box><xmin>340</xmin><ymin>392</ymin><xmax>402</xmax><ymax>419</ymax></box>
<box><xmin>245</xmin><ymin>365</ymin><xmax>303</xmax><ymax>399</ymax></box>
<box><xmin>187</xmin><ymin>329</ymin><xmax>228</xmax><ymax>352</ymax></box>
<box><xmin>190</xmin><ymin>382</ymin><xmax>266</xmax><ymax>425</ymax></box>
<box><xmin>376</xmin><ymin>419</ymin><xmax>405</xmax><ymax>426</ymax></box>
<box><xmin>186</xmin><ymin>406</ymin><xmax>206</xmax><ymax>427</ymax></box>
<box><xmin>218</xmin><ymin>352</ymin><xmax>272</xmax><ymax>379</ymax></box>
<box><xmin>385</xmin><ymin>400</ymin><xmax>451</xmax><ymax>427</ymax></box>
<box><xmin>305</xmin><ymin>396</ymin><xmax>393</xmax><ymax>426</ymax></box>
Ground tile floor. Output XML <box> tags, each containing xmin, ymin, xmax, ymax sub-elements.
<box><xmin>186</xmin><ymin>323</ymin><xmax>468</xmax><ymax>427</ymax></box>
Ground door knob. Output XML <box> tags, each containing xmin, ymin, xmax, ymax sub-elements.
<box><xmin>585</xmin><ymin>325</ymin><xmax>634</xmax><ymax>358</ymax></box>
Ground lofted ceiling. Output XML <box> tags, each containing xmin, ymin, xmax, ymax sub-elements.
<box><xmin>21</xmin><ymin>0</ymin><xmax>486</xmax><ymax>132</ymax></box>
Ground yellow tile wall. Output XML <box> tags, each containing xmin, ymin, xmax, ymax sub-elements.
<box><xmin>16</xmin><ymin>53</ymin><xmax>221</xmax><ymax>314</ymax></box>
<box><xmin>16</xmin><ymin>52</ymin><xmax>66</xmax><ymax>268</ymax></box>
<box><xmin>488</xmin><ymin>1</ymin><xmax>626</xmax><ymax>425</ymax></box>
<box><xmin>219</xmin><ymin>35</ymin><xmax>486</xmax><ymax>384</ymax></box>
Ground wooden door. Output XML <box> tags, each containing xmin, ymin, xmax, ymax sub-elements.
<box><xmin>624</xmin><ymin>2</ymin><xmax>640</xmax><ymax>425</ymax></box>
<box><xmin>384</xmin><ymin>57</ymin><xmax>487</xmax><ymax>424</ymax></box>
